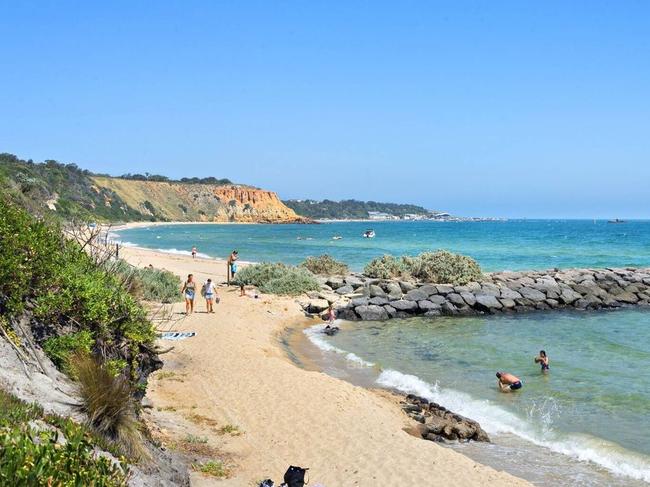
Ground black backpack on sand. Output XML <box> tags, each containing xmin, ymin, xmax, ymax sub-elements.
<box><xmin>282</xmin><ymin>465</ymin><xmax>309</xmax><ymax>487</ymax></box>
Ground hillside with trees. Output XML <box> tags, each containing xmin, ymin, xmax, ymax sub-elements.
<box><xmin>283</xmin><ymin>199</ymin><xmax>433</xmax><ymax>220</ymax></box>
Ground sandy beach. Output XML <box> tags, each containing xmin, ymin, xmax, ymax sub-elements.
<box><xmin>120</xmin><ymin>246</ymin><xmax>528</xmax><ymax>486</ymax></box>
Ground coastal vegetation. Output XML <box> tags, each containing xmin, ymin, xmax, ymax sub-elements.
<box><xmin>300</xmin><ymin>254</ymin><xmax>349</xmax><ymax>276</ymax></box>
<box><xmin>283</xmin><ymin>198</ymin><xmax>432</xmax><ymax>219</ymax></box>
<box><xmin>112</xmin><ymin>260</ymin><xmax>181</xmax><ymax>303</ymax></box>
<box><xmin>0</xmin><ymin>388</ymin><xmax>127</xmax><ymax>486</ymax></box>
<box><xmin>364</xmin><ymin>250</ymin><xmax>483</xmax><ymax>285</ymax></box>
<box><xmin>233</xmin><ymin>263</ymin><xmax>321</xmax><ymax>295</ymax></box>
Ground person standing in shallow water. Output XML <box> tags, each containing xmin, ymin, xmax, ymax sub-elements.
<box><xmin>496</xmin><ymin>371</ymin><xmax>522</xmax><ymax>392</ymax></box>
<box><xmin>535</xmin><ymin>350</ymin><xmax>550</xmax><ymax>372</ymax></box>
<box><xmin>181</xmin><ymin>274</ymin><xmax>196</xmax><ymax>314</ymax></box>
<box><xmin>228</xmin><ymin>250</ymin><xmax>239</xmax><ymax>283</ymax></box>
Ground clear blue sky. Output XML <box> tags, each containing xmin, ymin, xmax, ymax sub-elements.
<box><xmin>1</xmin><ymin>1</ymin><xmax>649</xmax><ymax>218</ymax></box>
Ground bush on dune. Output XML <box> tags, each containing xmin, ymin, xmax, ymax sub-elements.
<box><xmin>0</xmin><ymin>388</ymin><xmax>127</xmax><ymax>486</ymax></box>
<box><xmin>300</xmin><ymin>254</ymin><xmax>348</xmax><ymax>275</ymax></box>
<box><xmin>234</xmin><ymin>262</ymin><xmax>321</xmax><ymax>296</ymax></box>
<box><xmin>111</xmin><ymin>259</ymin><xmax>181</xmax><ymax>303</ymax></box>
<box><xmin>364</xmin><ymin>250</ymin><xmax>482</xmax><ymax>285</ymax></box>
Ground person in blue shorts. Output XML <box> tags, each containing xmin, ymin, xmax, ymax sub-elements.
<box><xmin>496</xmin><ymin>371</ymin><xmax>522</xmax><ymax>392</ymax></box>
<box><xmin>181</xmin><ymin>274</ymin><xmax>196</xmax><ymax>315</ymax></box>
<box><xmin>228</xmin><ymin>250</ymin><xmax>239</xmax><ymax>282</ymax></box>
<box><xmin>534</xmin><ymin>350</ymin><xmax>550</xmax><ymax>372</ymax></box>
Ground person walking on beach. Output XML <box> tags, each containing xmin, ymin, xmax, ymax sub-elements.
<box><xmin>181</xmin><ymin>274</ymin><xmax>196</xmax><ymax>314</ymax></box>
<box><xmin>227</xmin><ymin>250</ymin><xmax>239</xmax><ymax>284</ymax></box>
<box><xmin>534</xmin><ymin>350</ymin><xmax>550</xmax><ymax>372</ymax></box>
<box><xmin>202</xmin><ymin>278</ymin><xmax>218</xmax><ymax>313</ymax></box>
<box><xmin>191</xmin><ymin>246</ymin><xmax>198</xmax><ymax>259</ymax></box>
<box><xmin>496</xmin><ymin>371</ymin><xmax>522</xmax><ymax>392</ymax></box>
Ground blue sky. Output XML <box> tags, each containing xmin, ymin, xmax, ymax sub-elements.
<box><xmin>1</xmin><ymin>1</ymin><xmax>648</xmax><ymax>218</ymax></box>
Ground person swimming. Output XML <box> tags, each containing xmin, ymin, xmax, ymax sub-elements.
<box><xmin>496</xmin><ymin>371</ymin><xmax>522</xmax><ymax>392</ymax></box>
<box><xmin>534</xmin><ymin>350</ymin><xmax>550</xmax><ymax>372</ymax></box>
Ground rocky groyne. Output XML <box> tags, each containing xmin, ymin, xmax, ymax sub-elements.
<box><xmin>301</xmin><ymin>267</ymin><xmax>650</xmax><ymax>320</ymax></box>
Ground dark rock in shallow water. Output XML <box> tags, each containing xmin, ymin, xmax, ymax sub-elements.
<box><xmin>402</xmin><ymin>394</ymin><xmax>489</xmax><ymax>443</ymax></box>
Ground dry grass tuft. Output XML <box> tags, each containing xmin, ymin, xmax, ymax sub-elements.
<box><xmin>71</xmin><ymin>353</ymin><xmax>146</xmax><ymax>460</ymax></box>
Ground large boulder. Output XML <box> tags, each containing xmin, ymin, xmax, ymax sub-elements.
<box><xmin>369</xmin><ymin>284</ymin><xmax>387</xmax><ymax>298</ymax></box>
<box><xmin>306</xmin><ymin>299</ymin><xmax>330</xmax><ymax>313</ymax></box>
<box><xmin>405</xmin><ymin>288</ymin><xmax>429</xmax><ymax>302</ymax></box>
<box><xmin>418</xmin><ymin>300</ymin><xmax>441</xmax><ymax>311</ymax></box>
<box><xmin>474</xmin><ymin>294</ymin><xmax>502</xmax><ymax>311</ymax></box>
<box><xmin>386</xmin><ymin>282</ymin><xmax>403</xmax><ymax>300</ymax></box>
<box><xmin>519</xmin><ymin>287</ymin><xmax>547</xmax><ymax>302</ymax></box>
<box><xmin>336</xmin><ymin>284</ymin><xmax>355</xmax><ymax>295</ymax></box>
<box><xmin>390</xmin><ymin>300</ymin><xmax>418</xmax><ymax>311</ymax></box>
<box><xmin>355</xmin><ymin>305</ymin><xmax>388</xmax><ymax>321</ymax></box>
<box><xmin>559</xmin><ymin>286</ymin><xmax>582</xmax><ymax>304</ymax></box>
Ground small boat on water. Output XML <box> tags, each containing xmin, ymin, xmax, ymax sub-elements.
<box><xmin>608</xmin><ymin>219</ymin><xmax>626</xmax><ymax>224</ymax></box>
<box><xmin>362</xmin><ymin>229</ymin><xmax>376</xmax><ymax>238</ymax></box>
<box><xmin>332</xmin><ymin>235</ymin><xmax>343</xmax><ymax>240</ymax></box>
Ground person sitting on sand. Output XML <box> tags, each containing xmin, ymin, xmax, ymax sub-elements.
<box><xmin>191</xmin><ymin>246</ymin><xmax>197</xmax><ymax>259</ymax></box>
<box><xmin>534</xmin><ymin>350</ymin><xmax>550</xmax><ymax>372</ymax></box>
<box><xmin>181</xmin><ymin>274</ymin><xmax>196</xmax><ymax>314</ymax></box>
<box><xmin>202</xmin><ymin>278</ymin><xmax>218</xmax><ymax>313</ymax></box>
<box><xmin>496</xmin><ymin>371</ymin><xmax>522</xmax><ymax>392</ymax></box>
<box><xmin>228</xmin><ymin>250</ymin><xmax>239</xmax><ymax>281</ymax></box>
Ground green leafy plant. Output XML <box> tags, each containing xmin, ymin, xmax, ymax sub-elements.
<box><xmin>192</xmin><ymin>460</ymin><xmax>229</xmax><ymax>478</ymax></box>
<box><xmin>42</xmin><ymin>330</ymin><xmax>94</xmax><ymax>374</ymax></box>
<box><xmin>0</xmin><ymin>388</ymin><xmax>127</xmax><ymax>486</ymax></box>
<box><xmin>234</xmin><ymin>262</ymin><xmax>320</xmax><ymax>296</ymax></box>
<box><xmin>363</xmin><ymin>254</ymin><xmax>408</xmax><ymax>279</ymax></box>
<box><xmin>363</xmin><ymin>251</ymin><xmax>482</xmax><ymax>285</ymax></box>
<box><xmin>300</xmin><ymin>254</ymin><xmax>348</xmax><ymax>276</ymax></box>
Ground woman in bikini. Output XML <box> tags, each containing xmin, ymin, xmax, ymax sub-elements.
<box><xmin>181</xmin><ymin>274</ymin><xmax>196</xmax><ymax>314</ymax></box>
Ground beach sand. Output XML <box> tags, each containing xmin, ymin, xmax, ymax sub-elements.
<box><xmin>122</xmin><ymin>246</ymin><xmax>529</xmax><ymax>486</ymax></box>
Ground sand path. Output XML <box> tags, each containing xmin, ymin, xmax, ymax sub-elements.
<box><xmin>122</xmin><ymin>247</ymin><xmax>528</xmax><ymax>486</ymax></box>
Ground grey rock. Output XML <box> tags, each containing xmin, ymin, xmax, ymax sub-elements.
<box><xmin>519</xmin><ymin>287</ymin><xmax>547</xmax><ymax>301</ymax></box>
<box><xmin>418</xmin><ymin>284</ymin><xmax>439</xmax><ymax>296</ymax></box>
<box><xmin>615</xmin><ymin>291</ymin><xmax>639</xmax><ymax>303</ymax></box>
<box><xmin>383</xmin><ymin>305</ymin><xmax>397</xmax><ymax>317</ymax></box>
<box><xmin>350</xmin><ymin>297</ymin><xmax>369</xmax><ymax>307</ymax></box>
<box><xmin>440</xmin><ymin>302</ymin><xmax>457</xmax><ymax>315</ymax></box>
<box><xmin>460</xmin><ymin>292</ymin><xmax>476</xmax><ymax>306</ymax></box>
<box><xmin>399</xmin><ymin>281</ymin><xmax>417</xmax><ymax>292</ymax></box>
<box><xmin>429</xmin><ymin>295</ymin><xmax>447</xmax><ymax>305</ymax></box>
<box><xmin>479</xmin><ymin>284</ymin><xmax>501</xmax><ymax>297</ymax></box>
<box><xmin>335</xmin><ymin>284</ymin><xmax>354</xmax><ymax>295</ymax></box>
<box><xmin>355</xmin><ymin>305</ymin><xmax>389</xmax><ymax>321</ymax></box>
<box><xmin>447</xmin><ymin>293</ymin><xmax>465</xmax><ymax>306</ymax></box>
<box><xmin>474</xmin><ymin>294</ymin><xmax>503</xmax><ymax>310</ymax></box>
<box><xmin>424</xmin><ymin>310</ymin><xmax>442</xmax><ymax>317</ymax></box>
<box><xmin>369</xmin><ymin>296</ymin><xmax>388</xmax><ymax>306</ymax></box>
<box><xmin>369</xmin><ymin>284</ymin><xmax>387</xmax><ymax>298</ymax></box>
<box><xmin>326</xmin><ymin>277</ymin><xmax>344</xmax><ymax>289</ymax></box>
<box><xmin>418</xmin><ymin>300</ymin><xmax>441</xmax><ymax>311</ymax></box>
<box><xmin>345</xmin><ymin>276</ymin><xmax>365</xmax><ymax>287</ymax></box>
<box><xmin>499</xmin><ymin>287</ymin><xmax>522</xmax><ymax>300</ymax></box>
<box><xmin>390</xmin><ymin>300</ymin><xmax>419</xmax><ymax>311</ymax></box>
<box><xmin>559</xmin><ymin>287</ymin><xmax>582</xmax><ymax>304</ymax></box>
<box><xmin>436</xmin><ymin>285</ymin><xmax>454</xmax><ymax>295</ymax></box>
<box><xmin>405</xmin><ymin>289</ymin><xmax>430</xmax><ymax>301</ymax></box>
<box><xmin>499</xmin><ymin>298</ymin><xmax>516</xmax><ymax>309</ymax></box>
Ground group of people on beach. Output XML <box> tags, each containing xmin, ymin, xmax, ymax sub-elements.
<box><xmin>180</xmin><ymin>248</ymin><xmax>239</xmax><ymax>314</ymax></box>
<box><xmin>496</xmin><ymin>350</ymin><xmax>549</xmax><ymax>392</ymax></box>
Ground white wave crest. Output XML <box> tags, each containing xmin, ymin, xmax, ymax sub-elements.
<box><xmin>303</xmin><ymin>325</ymin><xmax>374</xmax><ymax>368</ymax></box>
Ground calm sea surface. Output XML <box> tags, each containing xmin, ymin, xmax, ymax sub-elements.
<box><xmin>115</xmin><ymin>219</ymin><xmax>650</xmax><ymax>272</ymax></box>
<box><xmin>117</xmin><ymin>220</ymin><xmax>650</xmax><ymax>485</ymax></box>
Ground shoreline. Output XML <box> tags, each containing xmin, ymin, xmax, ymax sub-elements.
<box><xmin>122</xmin><ymin>246</ymin><xmax>528</xmax><ymax>486</ymax></box>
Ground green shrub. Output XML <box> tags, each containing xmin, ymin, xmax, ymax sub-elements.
<box><xmin>407</xmin><ymin>250</ymin><xmax>482</xmax><ymax>284</ymax></box>
<box><xmin>300</xmin><ymin>255</ymin><xmax>348</xmax><ymax>275</ymax></box>
<box><xmin>0</xmin><ymin>388</ymin><xmax>127</xmax><ymax>486</ymax></box>
<box><xmin>111</xmin><ymin>260</ymin><xmax>180</xmax><ymax>303</ymax></box>
<box><xmin>43</xmin><ymin>330</ymin><xmax>94</xmax><ymax>374</ymax></box>
<box><xmin>0</xmin><ymin>198</ymin><xmax>156</xmax><ymax>387</ymax></box>
<box><xmin>363</xmin><ymin>251</ymin><xmax>482</xmax><ymax>285</ymax></box>
<box><xmin>234</xmin><ymin>263</ymin><xmax>320</xmax><ymax>296</ymax></box>
<box><xmin>363</xmin><ymin>255</ymin><xmax>408</xmax><ymax>279</ymax></box>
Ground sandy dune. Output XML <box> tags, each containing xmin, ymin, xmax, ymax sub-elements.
<box><xmin>122</xmin><ymin>246</ymin><xmax>528</xmax><ymax>486</ymax></box>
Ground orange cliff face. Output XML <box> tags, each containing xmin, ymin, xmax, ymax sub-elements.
<box><xmin>211</xmin><ymin>185</ymin><xmax>306</xmax><ymax>223</ymax></box>
<box><xmin>90</xmin><ymin>176</ymin><xmax>309</xmax><ymax>223</ymax></box>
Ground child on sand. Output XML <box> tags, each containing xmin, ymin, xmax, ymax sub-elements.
<box><xmin>202</xmin><ymin>278</ymin><xmax>218</xmax><ymax>313</ymax></box>
<box><xmin>181</xmin><ymin>274</ymin><xmax>196</xmax><ymax>314</ymax></box>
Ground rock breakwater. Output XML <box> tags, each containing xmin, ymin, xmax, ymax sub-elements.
<box><xmin>300</xmin><ymin>267</ymin><xmax>650</xmax><ymax>320</ymax></box>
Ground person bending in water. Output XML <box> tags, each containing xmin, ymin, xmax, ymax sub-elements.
<box><xmin>534</xmin><ymin>350</ymin><xmax>550</xmax><ymax>372</ymax></box>
<box><xmin>496</xmin><ymin>371</ymin><xmax>522</xmax><ymax>392</ymax></box>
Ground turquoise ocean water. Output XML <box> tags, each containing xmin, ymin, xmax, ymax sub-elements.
<box><xmin>117</xmin><ymin>220</ymin><xmax>650</xmax><ymax>484</ymax></box>
<box><xmin>114</xmin><ymin>219</ymin><xmax>650</xmax><ymax>272</ymax></box>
